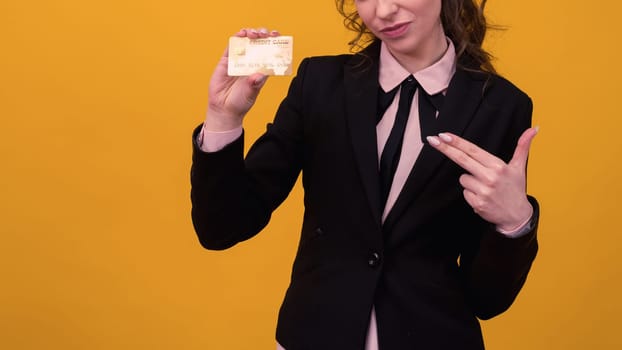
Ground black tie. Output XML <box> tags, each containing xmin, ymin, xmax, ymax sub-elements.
<box><xmin>377</xmin><ymin>75</ymin><xmax>444</xmax><ymax>207</ymax></box>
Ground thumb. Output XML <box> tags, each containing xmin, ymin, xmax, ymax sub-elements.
<box><xmin>510</xmin><ymin>126</ymin><xmax>539</xmax><ymax>168</ymax></box>
<box><xmin>238</xmin><ymin>73</ymin><xmax>268</xmax><ymax>107</ymax></box>
<box><xmin>250</xmin><ymin>73</ymin><xmax>268</xmax><ymax>90</ymax></box>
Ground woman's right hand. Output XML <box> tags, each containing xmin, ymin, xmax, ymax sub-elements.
<box><xmin>204</xmin><ymin>28</ymin><xmax>280</xmax><ymax>131</ymax></box>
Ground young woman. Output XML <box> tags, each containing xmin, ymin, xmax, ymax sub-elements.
<box><xmin>191</xmin><ymin>0</ymin><xmax>539</xmax><ymax>349</ymax></box>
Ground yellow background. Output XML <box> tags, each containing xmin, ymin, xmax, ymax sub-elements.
<box><xmin>1</xmin><ymin>0</ymin><xmax>621</xmax><ymax>349</ymax></box>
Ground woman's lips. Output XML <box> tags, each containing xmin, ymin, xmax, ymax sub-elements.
<box><xmin>380</xmin><ymin>22</ymin><xmax>410</xmax><ymax>39</ymax></box>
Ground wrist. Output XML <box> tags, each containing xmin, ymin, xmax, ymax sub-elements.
<box><xmin>205</xmin><ymin>107</ymin><xmax>243</xmax><ymax>132</ymax></box>
<box><xmin>497</xmin><ymin>203</ymin><xmax>534</xmax><ymax>233</ymax></box>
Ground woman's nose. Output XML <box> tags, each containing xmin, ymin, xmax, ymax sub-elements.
<box><xmin>376</xmin><ymin>0</ymin><xmax>398</xmax><ymax>19</ymax></box>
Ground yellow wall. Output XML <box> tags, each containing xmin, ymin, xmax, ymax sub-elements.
<box><xmin>1</xmin><ymin>0</ymin><xmax>620</xmax><ymax>349</ymax></box>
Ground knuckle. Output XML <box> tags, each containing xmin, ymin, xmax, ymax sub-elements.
<box><xmin>456</xmin><ymin>152</ymin><xmax>469</xmax><ymax>165</ymax></box>
<box><xmin>496</xmin><ymin>163</ymin><xmax>509</xmax><ymax>175</ymax></box>
<box><xmin>473</xmin><ymin>202</ymin><xmax>484</xmax><ymax>213</ymax></box>
<box><xmin>458</xmin><ymin>174</ymin><xmax>468</xmax><ymax>184</ymax></box>
<box><xmin>486</xmin><ymin>173</ymin><xmax>499</xmax><ymax>187</ymax></box>
<box><xmin>480</xmin><ymin>187</ymin><xmax>493</xmax><ymax>199</ymax></box>
<box><xmin>467</xmin><ymin>144</ymin><xmax>478</xmax><ymax>155</ymax></box>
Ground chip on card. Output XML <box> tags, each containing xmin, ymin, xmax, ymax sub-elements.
<box><xmin>227</xmin><ymin>36</ymin><xmax>293</xmax><ymax>76</ymax></box>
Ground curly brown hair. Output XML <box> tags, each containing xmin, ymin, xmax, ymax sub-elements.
<box><xmin>335</xmin><ymin>0</ymin><xmax>498</xmax><ymax>74</ymax></box>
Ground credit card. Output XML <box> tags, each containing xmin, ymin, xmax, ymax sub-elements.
<box><xmin>227</xmin><ymin>36</ymin><xmax>293</xmax><ymax>76</ymax></box>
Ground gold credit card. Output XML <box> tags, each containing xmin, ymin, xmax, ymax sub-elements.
<box><xmin>227</xmin><ymin>36</ymin><xmax>293</xmax><ymax>76</ymax></box>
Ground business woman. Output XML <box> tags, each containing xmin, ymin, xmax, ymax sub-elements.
<box><xmin>190</xmin><ymin>0</ymin><xmax>539</xmax><ymax>349</ymax></box>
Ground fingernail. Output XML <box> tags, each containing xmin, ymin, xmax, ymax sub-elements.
<box><xmin>534</xmin><ymin>125</ymin><xmax>540</xmax><ymax>133</ymax></box>
<box><xmin>249</xmin><ymin>29</ymin><xmax>258</xmax><ymax>34</ymax></box>
<box><xmin>270</xmin><ymin>30</ymin><xmax>279</xmax><ymax>35</ymax></box>
<box><xmin>438</xmin><ymin>133</ymin><xmax>452</xmax><ymax>142</ymax></box>
<box><xmin>259</xmin><ymin>28</ymin><xmax>268</xmax><ymax>34</ymax></box>
<box><xmin>427</xmin><ymin>136</ymin><xmax>441</xmax><ymax>146</ymax></box>
<box><xmin>254</xmin><ymin>75</ymin><xmax>267</xmax><ymax>86</ymax></box>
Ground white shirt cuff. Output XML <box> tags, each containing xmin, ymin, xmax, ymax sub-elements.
<box><xmin>197</xmin><ymin>124</ymin><xmax>243</xmax><ymax>153</ymax></box>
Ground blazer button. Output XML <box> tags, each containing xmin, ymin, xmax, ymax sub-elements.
<box><xmin>314</xmin><ymin>227</ymin><xmax>324</xmax><ymax>236</ymax></box>
<box><xmin>368</xmin><ymin>252</ymin><xmax>381</xmax><ymax>268</ymax></box>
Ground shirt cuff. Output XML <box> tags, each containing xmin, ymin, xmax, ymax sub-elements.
<box><xmin>496</xmin><ymin>212</ymin><xmax>535</xmax><ymax>238</ymax></box>
<box><xmin>197</xmin><ymin>124</ymin><xmax>243</xmax><ymax>153</ymax></box>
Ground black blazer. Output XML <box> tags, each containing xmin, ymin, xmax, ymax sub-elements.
<box><xmin>191</xmin><ymin>41</ymin><xmax>539</xmax><ymax>350</ymax></box>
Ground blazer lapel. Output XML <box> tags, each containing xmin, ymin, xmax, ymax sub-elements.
<box><xmin>344</xmin><ymin>41</ymin><xmax>383</xmax><ymax>226</ymax></box>
<box><xmin>383</xmin><ymin>69</ymin><xmax>488</xmax><ymax>229</ymax></box>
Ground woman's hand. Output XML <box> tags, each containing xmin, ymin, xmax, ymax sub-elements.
<box><xmin>426</xmin><ymin>128</ymin><xmax>538</xmax><ymax>232</ymax></box>
<box><xmin>204</xmin><ymin>28</ymin><xmax>280</xmax><ymax>131</ymax></box>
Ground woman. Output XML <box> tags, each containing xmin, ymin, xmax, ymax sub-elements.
<box><xmin>191</xmin><ymin>0</ymin><xmax>539</xmax><ymax>349</ymax></box>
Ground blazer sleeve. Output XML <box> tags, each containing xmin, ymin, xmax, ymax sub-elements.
<box><xmin>459</xmin><ymin>93</ymin><xmax>540</xmax><ymax>320</ymax></box>
<box><xmin>190</xmin><ymin>59</ymin><xmax>310</xmax><ymax>250</ymax></box>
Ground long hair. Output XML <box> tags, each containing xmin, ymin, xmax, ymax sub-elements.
<box><xmin>335</xmin><ymin>0</ymin><xmax>498</xmax><ymax>74</ymax></box>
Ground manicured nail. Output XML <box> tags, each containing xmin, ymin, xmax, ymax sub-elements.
<box><xmin>258</xmin><ymin>28</ymin><xmax>268</xmax><ymax>35</ymax></box>
<box><xmin>427</xmin><ymin>136</ymin><xmax>441</xmax><ymax>146</ymax></box>
<box><xmin>438</xmin><ymin>133</ymin><xmax>452</xmax><ymax>142</ymax></box>
<box><xmin>249</xmin><ymin>29</ymin><xmax>258</xmax><ymax>34</ymax></box>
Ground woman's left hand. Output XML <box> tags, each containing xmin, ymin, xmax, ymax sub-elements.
<box><xmin>426</xmin><ymin>128</ymin><xmax>538</xmax><ymax>232</ymax></box>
